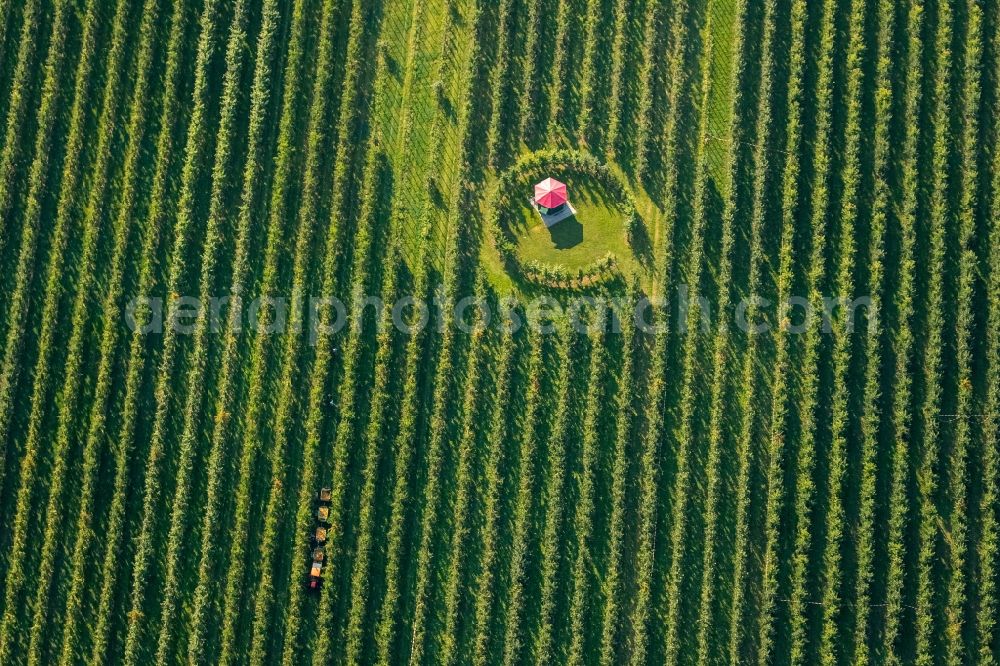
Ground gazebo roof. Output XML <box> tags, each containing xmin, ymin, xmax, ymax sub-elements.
<box><xmin>534</xmin><ymin>177</ymin><xmax>567</xmax><ymax>209</ymax></box>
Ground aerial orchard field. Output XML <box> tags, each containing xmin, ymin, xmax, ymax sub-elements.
<box><xmin>0</xmin><ymin>0</ymin><xmax>997</xmax><ymax>663</ymax></box>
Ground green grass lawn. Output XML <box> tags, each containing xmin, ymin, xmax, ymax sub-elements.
<box><xmin>512</xmin><ymin>175</ymin><xmax>635</xmax><ymax>273</ymax></box>
<box><xmin>482</xmin><ymin>168</ymin><xmax>655</xmax><ymax>294</ymax></box>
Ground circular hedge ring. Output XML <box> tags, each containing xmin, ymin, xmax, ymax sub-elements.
<box><xmin>487</xmin><ymin>149</ymin><xmax>641</xmax><ymax>290</ymax></box>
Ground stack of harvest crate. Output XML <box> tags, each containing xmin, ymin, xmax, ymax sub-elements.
<box><xmin>308</xmin><ymin>488</ymin><xmax>333</xmax><ymax>590</ymax></box>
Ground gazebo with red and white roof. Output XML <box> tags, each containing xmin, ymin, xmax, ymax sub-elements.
<box><xmin>534</xmin><ymin>177</ymin><xmax>568</xmax><ymax>214</ymax></box>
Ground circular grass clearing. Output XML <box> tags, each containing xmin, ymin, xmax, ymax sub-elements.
<box><xmin>512</xmin><ymin>173</ymin><xmax>633</xmax><ymax>272</ymax></box>
<box><xmin>487</xmin><ymin>149</ymin><xmax>647</xmax><ymax>290</ymax></box>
